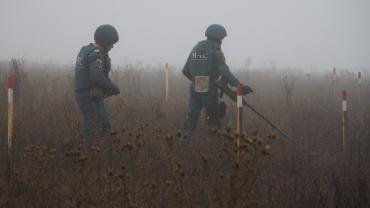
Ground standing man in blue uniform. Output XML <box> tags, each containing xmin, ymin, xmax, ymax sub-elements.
<box><xmin>182</xmin><ymin>24</ymin><xmax>253</xmax><ymax>133</ymax></box>
<box><xmin>74</xmin><ymin>24</ymin><xmax>120</xmax><ymax>151</ymax></box>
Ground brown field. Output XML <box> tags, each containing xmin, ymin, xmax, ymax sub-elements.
<box><xmin>0</xmin><ymin>60</ymin><xmax>369</xmax><ymax>207</ymax></box>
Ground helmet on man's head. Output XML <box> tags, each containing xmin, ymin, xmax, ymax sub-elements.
<box><xmin>205</xmin><ymin>24</ymin><xmax>227</xmax><ymax>39</ymax></box>
<box><xmin>94</xmin><ymin>24</ymin><xmax>119</xmax><ymax>47</ymax></box>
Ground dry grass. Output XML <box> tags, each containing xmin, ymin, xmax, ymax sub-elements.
<box><xmin>0</xmin><ymin>60</ymin><xmax>369</xmax><ymax>207</ymax></box>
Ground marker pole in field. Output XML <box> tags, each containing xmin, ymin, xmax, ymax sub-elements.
<box><xmin>0</xmin><ymin>71</ymin><xmax>3</xmax><ymax>141</ymax></box>
<box><xmin>342</xmin><ymin>90</ymin><xmax>347</xmax><ymax>154</ymax></box>
<box><xmin>236</xmin><ymin>85</ymin><xmax>243</xmax><ymax>164</ymax></box>
<box><xmin>357</xmin><ymin>71</ymin><xmax>362</xmax><ymax>122</ymax></box>
<box><xmin>332</xmin><ymin>68</ymin><xmax>336</xmax><ymax>96</ymax></box>
<box><xmin>8</xmin><ymin>74</ymin><xmax>14</xmax><ymax>152</ymax></box>
<box><xmin>357</xmin><ymin>71</ymin><xmax>364</xmax><ymax>166</ymax></box>
<box><xmin>165</xmin><ymin>63</ymin><xmax>169</xmax><ymax>102</ymax></box>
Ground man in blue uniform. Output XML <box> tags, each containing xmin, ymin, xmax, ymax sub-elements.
<box><xmin>74</xmin><ymin>24</ymin><xmax>120</xmax><ymax>151</ymax></box>
<box><xmin>182</xmin><ymin>24</ymin><xmax>253</xmax><ymax>133</ymax></box>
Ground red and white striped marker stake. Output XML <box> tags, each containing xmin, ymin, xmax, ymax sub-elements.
<box><xmin>236</xmin><ymin>85</ymin><xmax>243</xmax><ymax>164</ymax></box>
<box><xmin>332</xmin><ymin>68</ymin><xmax>337</xmax><ymax>95</ymax></box>
<box><xmin>8</xmin><ymin>74</ymin><xmax>14</xmax><ymax>152</ymax></box>
<box><xmin>165</xmin><ymin>63</ymin><xmax>169</xmax><ymax>102</ymax></box>
<box><xmin>342</xmin><ymin>90</ymin><xmax>347</xmax><ymax>154</ymax></box>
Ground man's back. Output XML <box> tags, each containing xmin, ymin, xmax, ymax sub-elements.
<box><xmin>75</xmin><ymin>43</ymin><xmax>95</xmax><ymax>92</ymax></box>
<box><xmin>184</xmin><ymin>40</ymin><xmax>225</xmax><ymax>94</ymax></box>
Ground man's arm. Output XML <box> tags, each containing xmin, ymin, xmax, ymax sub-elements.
<box><xmin>87</xmin><ymin>51</ymin><xmax>116</xmax><ymax>92</ymax></box>
<box><xmin>214</xmin><ymin>49</ymin><xmax>240</xmax><ymax>86</ymax></box>
<box><xmin>182</xmin><ymin>53</ymin><xmax>192</xmax><ymax>80</ymax></box>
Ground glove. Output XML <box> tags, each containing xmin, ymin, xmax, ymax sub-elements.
<box><xmin>238</xmin><ymin>84</ymin><xmax>253</xmax><ymax>95</ymax></box>
<box><xmin>109</xmin><ymin>84</ymin><xmax>120</xmax><ymax>96</ymax></box>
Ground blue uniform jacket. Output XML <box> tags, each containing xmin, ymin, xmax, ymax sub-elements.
<box><xmin>182</xmin><ymin>40</ymin><xmax>240</xmax><ymax>95</ymax></box>
<box><xmin>74</xmin><ymin>43</ymin><xmax>115</xmax><ymax>111</ymax></box>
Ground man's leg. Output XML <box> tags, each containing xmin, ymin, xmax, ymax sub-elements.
<box><xmin>82</xmin><ymin>109</ymin><xmax>94</xmax><ymax>152</ymax></box>
<box><xmin>96</xmin><ymin>99</ymin><xmax>111</xmax><ymax>135</ymax></box>
<box><xmin>184</xmin><ymin>93</ymin><xmax>202</xmax><ymax>132</ymax></box>
<box><xmin>96</xmin><ymin>99</ymin><xmax>113</xmax><ymax>168</ymax></box>
<box><xmin>205</xmin><ymin>96</ymin><xmax>222</xmax><ymax>133</ymax></box>
<box><xmin>76</xmin><ymin>92</ymin><xmax>96</xmax><ymax>152</ymax></box>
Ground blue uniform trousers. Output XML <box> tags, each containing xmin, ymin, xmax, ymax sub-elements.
<box><xmin>185</xmin><ymin>89</ymin><xmax>221</xmax><ymax>132</ymax></box>
<box><xmin>75</xmin><ymin>92</ymin><xmax>111</xmax><ymax>149</ymax></box>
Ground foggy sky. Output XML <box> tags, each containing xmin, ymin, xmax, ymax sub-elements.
<box><xmin>1</xmin><ymin>0</ymin><xmax>369</xmax><ymax>70</ymax></box>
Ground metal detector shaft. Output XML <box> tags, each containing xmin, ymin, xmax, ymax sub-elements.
<box><xmin>242</xmin><ymin>102</ymin><xmax>292</xmax><ymax>142</ymax></box>
<box><xmin>215</xmin><ymin>79</ymin><xmax>292</xmax><ymax>142</ymax></box>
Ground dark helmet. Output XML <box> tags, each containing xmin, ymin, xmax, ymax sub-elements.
<box><xmin>94</xmin><ymin>24</ymin><xmax>119</xmax><ymax>47</ymax></box>
<box><xmin>205</xmin><ymin>24</ymin><xmax>227</xmax><ymax>39</ymax></box>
